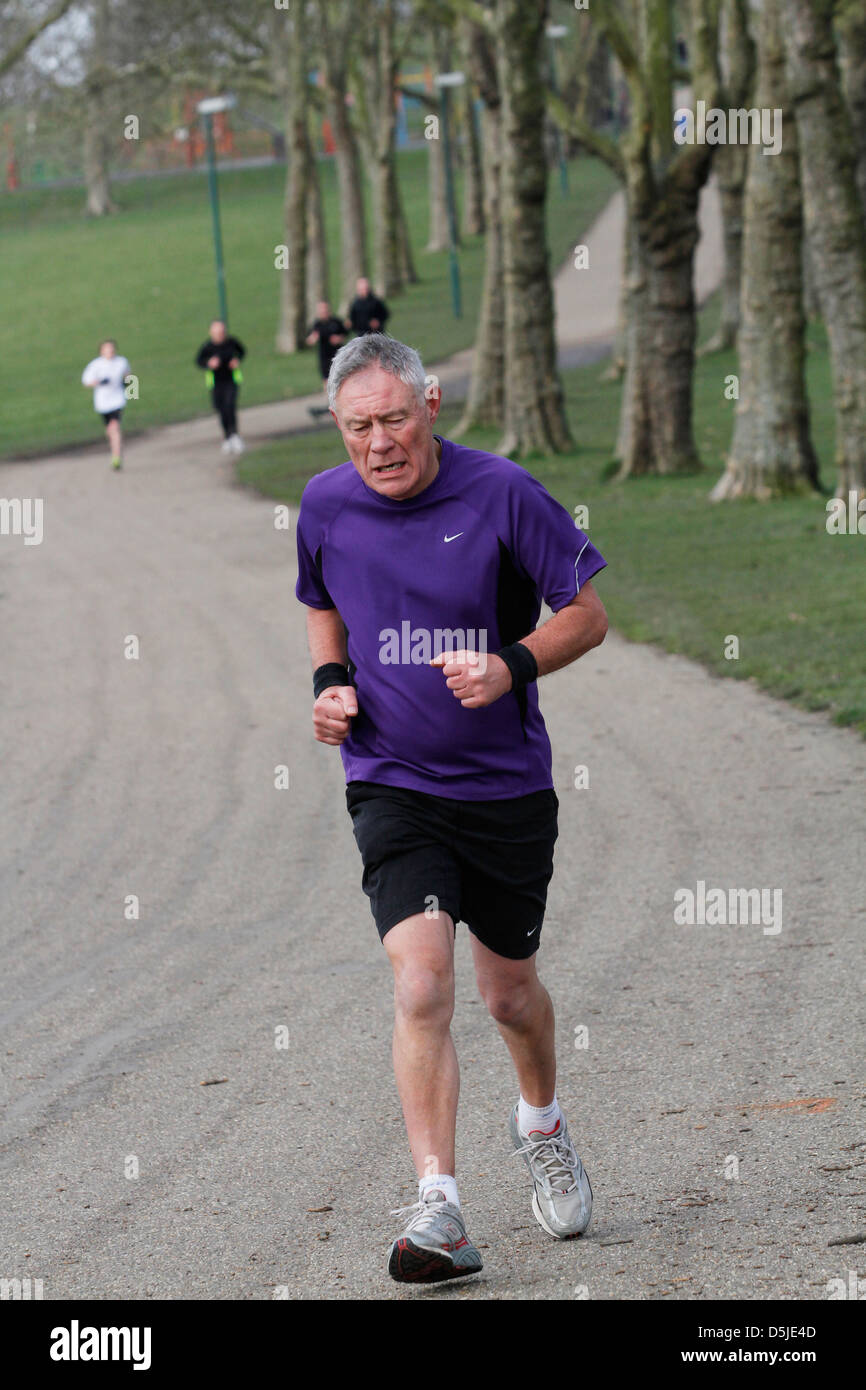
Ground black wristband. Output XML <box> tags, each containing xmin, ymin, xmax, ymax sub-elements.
<box><xmin>496</xmin><ymin>642</ymin><xmax>538</xmax><ymax>691</ymax></box>
<box><xmin>313</xmin><ymin>662</ymin><xmax>351</xmax><ymax>698</ymax></box>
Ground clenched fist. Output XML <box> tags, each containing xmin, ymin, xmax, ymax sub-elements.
<box><xmin>313</xmin><ymin>686</ymin><xmax>358</xmax><ymax>745</ymax></box>
<box><xmin>430</xmin><ymin>650</ymin><xmax>512</xmax><ymax>709</ymax></box>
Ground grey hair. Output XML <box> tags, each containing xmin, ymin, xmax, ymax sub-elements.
<box><xmin>328</xmin><ymin>335</ymin><xmax>426</xmax><ymax>413</ymax></box>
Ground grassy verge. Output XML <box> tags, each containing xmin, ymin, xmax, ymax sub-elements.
<box><xmin>239</xmin><ymin>304</ymin><xmax>866</xmax><ymax>739</ymax></box>
<box><xmin>0</xmin><ymin>152</ymin><xmax>616</xmax><ymax>458</ymax></box>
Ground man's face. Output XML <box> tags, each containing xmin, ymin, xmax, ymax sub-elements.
<box><xmin>316</xmin><ymin>301</ymin><xmax>330</xmax><ymax>319</ymax></box>
<box><xmin>356</xmin><ymin>278</ymin><xmax>370</xmax><ymax>298</ymax></box>
<box><xmin>100</xmin><ymin>342</ymin><xmax>116</xmax><ymax>359</ymax></box>
<box><xmin>210</xmin><ymin>321</ymin><xmax>226</xmax><ymax>343</ymax></box>
<box><xmin>332</xmin><ymin>365</ymin><xmax>442</xmax><ymax>500</ymax></box>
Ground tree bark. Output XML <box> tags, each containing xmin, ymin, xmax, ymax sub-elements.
<box><xmin>306</xmin><ymin>133</ymin><xmax>329</xmax><ymax>320</ymax></box>
<box><xmin>698</xmin><ymin>0</ymin><xmax>754</xmax><ymax>356</ymax></box>
<box><xmin>83</xmin><ymin>0</ymin><xmax>115</xmax><ymax>217</ymax></box>
<box><xmin>711</xmin><ymin>0</ymin><xmax>819</xmax><ymax>500</ymax></box>
<box><xmin>274</xmin><ymin>8</ymin><xmax>308</xmax><ymax>353</ymax></box>
<box><xmin>697</xmin><ymin>144</ymin><xmax>748</xmax><ymax>354</ymax></box>
<box><xmin>495</xmin><ymin>0</ymin><xmax>571</xmax><ymax>455</ymax></box>
<box><xmin>460</xmin><ymin>78</ymin><xmax>485</xmax><ymax>236</ymax></box>
<box><xmin>783</xmin><ymin>0</ymin><xmax>866</xmax><ymax>499</ymax></box>
<box><xmin>371</xmin><ymin>2</ymin><xmax>403</xmax><ymax>297</ymax></box>
<box><xmin>836</xmin><ymin>0</ymin><xmax>866</xmax><ymax>220</ymax></box>
<box><xmin>457</xmin><ymin>100</ymin><xmax>505</xmax><ymax>433</ymax></box>
<box><xmin>395</xmin><ymin>168</ymin><xmax>419</xmax><ymax>285</ymax></box>
<box><xmin>600</xmin><ymin>222</ymin><xmax>628</xmax><ymax>382</ymax></box>
<box><xmin>425</xmin><ymin>34</ymin><xmax>451</xmax><ymax>253</ymax></box>
<box><xmin>611</xmin><ymin>0</ymin><xmax>720</xmax><ymax>476</ymax></box>
<box><xmin>318</xmin><ymin>1</ymin><xmax>368</xmax><ymax>311</ymax></box>
<box><xmin>425</xmin><ymin>118</ymin><xmax>450</xmax><ymax>251</ymax></box>
<box><xmin>456</xmin><ymin>10</ymin><xmax>504</xmax><ymax>434</ymax></box>
<box><xmin>0</xmin><ymin>0</ymin><xmax>75</xmax><ymax>80</ymax></box>
<box><xmin>616</xmin><ymin>174</ymin><xmax>704</xmax><ymax>476</ymax></box>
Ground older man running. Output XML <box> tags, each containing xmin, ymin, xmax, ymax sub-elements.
<box><xmin>295</xmin><ymin>335</ymin><xmax>608</xmax><ymax>1285</ymax></box>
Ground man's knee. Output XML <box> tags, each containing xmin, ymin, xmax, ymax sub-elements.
<box><xmin>393</xmin><ymin>958</ymin><xmax>454</xmax><ymax>1025</ymax></box>
<box><xmin>387</xmin><ymin>916</ymin><xmax>455</xmax><ymax>1025</ymax></box>
<box><xmin>479</xmin><ymin>975</ymin><xmax>543</xmax><ymax>1028</ymax></box>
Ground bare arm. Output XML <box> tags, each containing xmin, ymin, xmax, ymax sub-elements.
<box><xmin>306</xmin><ymin>605</ymin><xmax>348</xmax><ymax>667</ymax></box>
<box><xmin>517</xmin><ymin>579</ymin><xmax>608</xmax><ymax>677</ymax></box>
<box><xmin>431</xmin><ymin>580</ymin><xmax>608</xmax><ymax>708</ymax></box>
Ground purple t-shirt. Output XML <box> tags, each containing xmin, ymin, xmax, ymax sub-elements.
<box><xmin>295</xmin><ymin>435</ymin><xmax>606</xmax><ymax>799</ymax></box>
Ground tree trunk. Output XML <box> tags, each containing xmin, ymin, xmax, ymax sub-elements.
<box><xmin>394</xmin><ymin>169</ymin><xmax>419</xmax><ymax>285</ymax></box>
<box><xmin>457</xmin><ymin>101</ymin><xmax>505</xmax><ymax>433</ymax></box>
<box><xmin>616</xmin><ymin>166</ymin><xmax>703</xmax><ymax>476</ymax></box>
<box><xmin>318</xmin><ymin>3</ymin><xmax>368</xmax><ymax>311</ymax></box>
<box><xmin>611</xmin><ymin>0</ymin><xmax>720</xmax><ymax>477</ymax></box>
<box><xmin>836</xmin><ymin>0</ymin><xmax>866</xmax><ymax>220</ymax></box>
<box><xmin>697</xmin><ymin>144</ymin><xmax>747</xmax><ymax>354</ymax></box>
<box><xmin>711</xmin><ymin>0</ymin><xmax>818</xmax><ymax>500</ymax></box>
<box><xmin>699</xmin><ymin>0</ymin><xmax>754</xmax><ymax>356</ymax></box>
<box><xmin>83</xmin><ymin>0</ymin><xmax>115</xmax><ymax>217</ymax></box>
<box><xmin>358</xmin><ymin>0</ymin><xmax>403</xmax><ymax>299</ymax></box>
<box><xmin>306</xmin><ymin>136</ymin><xmax>329</xmax><ymax>320</ymax></box>
<box><xmin>373</xmin><ymin>149</ymin><xmax>403</xmax><ymax>297</ymax></box>
<box><xmin>332</xmin><ymin>100</ymin><xmax>368</xmax><ymax>307</ymax></box>
<box><xmin>83</xmin><ymin>115</ymin><xmax>114</xmax><ymax>216</ymax></box>
<box><xmin>275</xmin><ymin>13</ymin><xmax>308</xmax><ymax>353</ymax></box>
<box><xmin>495</xmin><ymin>0</ymin><xmax>571</xmax><ymax>456</ymax></box>
<box><xmin>783</xmin><ymin>0</ymin><xmax>866</xmax><ymax>499</ymax></box>
<box><xmin>461</xmin><ymin>86</ymin><xmax>485</xmax><ymax>237</ymax></box>
<box><xmin>614</xmin><ymin>218</ymin><xmax>645</xmax><ymax>447</ymax></box>
<box><xmin>425</xmin><ymin>107</ymin><xmax>449</xmax><ymax>252</ymax></box>
<box><xmin>600</xmin><ymin>221</ymin><xmax>628</xmax><ymax>382</ymax></box>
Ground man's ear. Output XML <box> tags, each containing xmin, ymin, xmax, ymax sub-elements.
<box><xmin>424</xmin><ymin>386</ymin><xmax>442</xmax><ymax>425</ymax></box>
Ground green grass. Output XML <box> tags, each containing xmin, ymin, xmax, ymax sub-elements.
<box><xmin>0</xmin><ymin>151</ymin><xmax>617</xmax><ymax>458</ymax></box>
<box><xmin>239</xmin><ymin>302</ymin><xmax>866</xmax><ymax>740</ymax></box>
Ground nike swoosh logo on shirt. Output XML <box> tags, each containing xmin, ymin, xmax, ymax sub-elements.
<box><xmin>444</xmin><ymin>532</ymin><xmax>464</xmax><ymax>542</ymax></box>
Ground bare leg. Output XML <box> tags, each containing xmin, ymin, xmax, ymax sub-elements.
<box><xmin>383</xmin><ymin>911</ymin><xmax>458</xmax><ymax>1178</ymax></box>
<box><xmin>469</xmin><ymin>935</ymin><xmax>556</xmax><ymax>1106</ymax></box>
<box><xmin>106</xmin><ymin>418</ymin><xmax>122</xmax><ymax>462</ymax></box>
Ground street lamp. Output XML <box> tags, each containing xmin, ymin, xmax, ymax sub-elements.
<box><xmin>546</xmin><ymin>24</ymin><xmax>569</xmax><ymax>197</ymax></box>
<box><xmin>197</xmin><ymin>94</ymin><xmax>236</xmax><ymax>324</ymax></box>
<box><xmin>434</xmin><ymin>71</ymin><xmax>465</xmax><ymax>320</ymax></box>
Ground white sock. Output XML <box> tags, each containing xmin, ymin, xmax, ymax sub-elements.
<box><xmin>518</xmin><ymin>1094</ymin><xmax>561</xmax><ymax>1138</ymax></box>
<box><xmin>419</xmin><ymin>1173</ymin><xmax>460</xmax><ymax>1209</ymax></box>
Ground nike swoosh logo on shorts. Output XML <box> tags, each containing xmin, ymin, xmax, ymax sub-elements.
<box><xmin>444</xmin><ymin>532</ymin><xmax>464</xmax><ymax>542</ymax></box>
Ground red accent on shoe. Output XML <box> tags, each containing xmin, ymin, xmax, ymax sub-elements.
<box><xmin>527</xmin><ymin>1120</ymin><xmax>562</xmax><ymax>1137</ymax></box>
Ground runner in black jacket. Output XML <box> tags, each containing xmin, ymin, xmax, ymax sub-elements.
<box><xmin>347</xmin><ymin>277</ymin><xmax>390</xmax><ymax>337</ymax></box>
<box><xmin>306</xmin><ymin>300</ymin><xmax>348</xmax><ymax>418</ymax></box>
<box><xmin>195</xmin><ymin>320</ymin><xmax>246</xmax><ymax>454</ymax></box>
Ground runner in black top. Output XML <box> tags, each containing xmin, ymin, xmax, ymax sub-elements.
<box><xmin>195</xmin><ymin>320</ymin><xmax>246</xmax><ymax>455</ymax></box>
<box><xmin>347</xmin><ymin>277</ymin><xmax>390</xmax><ymax>336</ymax></box>
<box><xmin>306</xmin><ymin>300</ymin><xmax>347</xmax><ymax>417</ymax></box>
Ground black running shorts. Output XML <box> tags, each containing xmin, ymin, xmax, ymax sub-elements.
<box><xmin>101</xmin><ymin>409</ymin><xmax>123</xmax><ymax>424</ymax></box>
<box><xmin>345</xmin><ymin>780</ymin><xmax>559</xmax><ymax>960</ymax></box>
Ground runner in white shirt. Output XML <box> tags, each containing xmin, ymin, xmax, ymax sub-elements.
<box><xmin>81</xmin><ymin>339</ymin><xmax>131</xmax><ymax>470</ymax></box>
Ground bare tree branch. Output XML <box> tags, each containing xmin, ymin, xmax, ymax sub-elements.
<box><xmin>0</xmin><ymin>0</ymin><xmax>76</xmax><ymax>79</ymax></box>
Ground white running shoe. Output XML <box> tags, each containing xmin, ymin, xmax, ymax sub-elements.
<box><xmin>221</xmin><ymin>439</ymin><xmax>233</xmax><ymax>455</ymax></box>
<box><xmin>229</xmin><ymin>433</ymin><xmax>245</xmax><ymax>454</ymax></box>
<box><xmin>509</xmin><ymin>1103</ymin><xmax>593</xmax><ymax>1238</ymax></box>
<box><xmin>388</xmin><ymin>1189</ymin><xmax>483</xmax><ymax>1283</ymax></box>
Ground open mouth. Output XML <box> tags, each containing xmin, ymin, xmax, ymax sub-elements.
<box><xmin>372</xmin><ymin>460</ymin><xmax>406</xmax><ymax>476</ymax></box>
